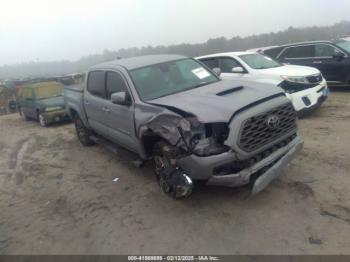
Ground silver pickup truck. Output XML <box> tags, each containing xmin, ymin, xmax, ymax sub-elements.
<box><xmin>64</xmin><ymin>55</ymin><xmax>303</xmax><ymax>198</ymax></box>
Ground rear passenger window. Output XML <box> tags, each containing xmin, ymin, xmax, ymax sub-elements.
<box><xmin>87</xmin><ymin>71</ymin><xmax>105</xmax><ymax>98</ymax></box>
<box><xmin>314</xmin><ymin>44</ymin><xmax>337</xmax><ymax>57</ymax></box>
<box><xmin>200</xmin><ymin>58</ymin><xmax>218</xmax><ymax>69</ymax></box>
<box><xmin>106</xmin><ymin>72</ymin><xmax>129</xmax><ymax>99</ymax></box>
<box><xmin>281</xmin><ymin>45</ymin><xmax>314</xmax><ymax>59</ymax></box>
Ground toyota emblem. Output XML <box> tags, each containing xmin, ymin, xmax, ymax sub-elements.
<box><xmin>266</xmin><ymin>115</ymin><xmax>280</xmax><ymax>130</ymax></box>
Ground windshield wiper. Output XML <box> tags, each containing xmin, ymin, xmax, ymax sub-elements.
<box><xmin>191</xmin><ymin>80</ymin><xmax>217</xmax><ymax>89</ymax></box>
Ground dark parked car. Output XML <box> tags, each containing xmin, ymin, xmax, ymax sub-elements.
<box><xmin>261</xmin><ymin>40</ymin><xmax>350</xmax><ymax>87</ymax></box>
<box><xmin>17</xmin><ymin>81</ymin><xmax>69</xmax><ymax>127</ymax></box>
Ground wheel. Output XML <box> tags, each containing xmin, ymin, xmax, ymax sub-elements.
<box><xmin>38</xmin><ymin>113</ymin><xmax>47</xmax><ymax>127</ymax></box>
<box><xmin>153</xmin><ymin>141</ymin><xmax>193</xmax><ymax>198</ymax></box>
<box><xmin>19</xmin><ymin>107</ymin><xmax>29</xmax><ymax>121</ymax></box>
<box><xmin>74</xmin><ymin>115</ymin><xmax>95</xmax><ymax>146</ymax></box>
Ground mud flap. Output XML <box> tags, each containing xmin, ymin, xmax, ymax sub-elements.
<box><xmin>252</xmin><ymin>138</ymin><xmax>303</xmax><ymax>195</ymax></box>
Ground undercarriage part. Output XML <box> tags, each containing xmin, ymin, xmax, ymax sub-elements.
<box><xmin>159</xmin><ymin>167</ymin><xmax>193</xmax><ymax>199</ymax></box>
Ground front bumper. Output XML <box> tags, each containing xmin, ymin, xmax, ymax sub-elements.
<box><xmin>286</xmin><ymin>82</ymin><xmax>329</xmax><ymax>113</ymax></box>
<box><xmin>42</xmin><ymin>109</ymin><xmax>70</xmax><ymax>123</ymax></box>
<box><xmin>178</xmin><ymin>136</ymin><xmax>303</xmax><ymax>192</ymax></box>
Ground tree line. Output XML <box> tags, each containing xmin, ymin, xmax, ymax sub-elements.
<box><xmin>1</xmin><ymin>20</ymin><xmax>350</xmax><ymax>79</ymax></box>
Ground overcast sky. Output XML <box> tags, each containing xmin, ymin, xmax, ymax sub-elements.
<box><xmin>1</xmin><ymin>0</ymin><xmax>350</xmax><ymax>65</ymax></box>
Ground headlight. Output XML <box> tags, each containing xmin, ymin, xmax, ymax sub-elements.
<box><xmin>45</xmin><ymin>106</ymin><xmax>62</xmax><ymax>112</ymax></box>
<box><xmin>281</xmin><ymin>75</ymin><xmax>309</xmax><ymax>84</ymax></box>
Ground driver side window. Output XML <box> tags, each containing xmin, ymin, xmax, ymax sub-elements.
<box><xmin>106</xmin><ymin>71</ymin><xmax>129</xmax><ymax>99</ymax></box>
<box><xmin>314</xmin><ymin>44</ymin><xmax>337</xmax><ymax>57</ymax></box>
<box><xmin>217</xmin><ymin>57</ymin><xmax>241</xmax><ymax>73</ymax></box>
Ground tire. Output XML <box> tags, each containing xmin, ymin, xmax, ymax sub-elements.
<box><xmin>74</xmin><ymin>115</ymin><xmax>95</xmax><ymax>146</ymax></box>
<box><xmin>153</xmin><ymin>141</ymin><xmax>193</xmax><ymax>198</ymax></box>
<box><xmin>38</xmin><ymin>112</ymin><xmax>47</xmax><ymax>127</ymax></box>
<box><xmin>19</xmin><ymin>107</ymin><xmax>29</xmax><ymax>121</ymax></box>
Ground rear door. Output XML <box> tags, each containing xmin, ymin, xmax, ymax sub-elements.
<box><xmin>104</xmin><ymin>71</ymin><xmax>138</xmax><ymax>153</ymax></box>
<box><xmin>83</xmin><ymin>71</ymin><xmax>110</xmax><ymax>137</ymax></box>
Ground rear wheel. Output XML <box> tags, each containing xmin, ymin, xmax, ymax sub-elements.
<box><xmin>74</xmin><ymin>115</ymin><xmax>95</xmax><ymax>146</ymax></box>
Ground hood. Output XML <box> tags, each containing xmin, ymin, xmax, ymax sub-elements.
<box><xmin>37</xmin><ymin>96</ymin><xmax>65</xmax><ymax>108</ymax></box>
<box><xmin>259</xmin><ymin>64</ymin><xmax>320</xmax><ymax>77</ymax></box>
<box><xmin>148</xmin><ymin>79</ymin><xmax>285</xmax><ymax>123</ymax></box>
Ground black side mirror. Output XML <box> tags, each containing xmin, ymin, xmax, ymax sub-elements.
<box><xmin>111</xmin><ymin>92</ymin><xmax>131</xmax><ymax>106</ymax></box>
<box><xmin>333</xmin><ymin>51</ymin><xmax>345</xmax><ymax>60</ymax></box>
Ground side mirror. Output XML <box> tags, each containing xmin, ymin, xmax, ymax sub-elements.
<box><xmin>212</xmin><ymin>67</ymin><xmax>222</xmax><ymax>76</ymax></box>
<box><xmin>232</xmin><ymin>67</ymin><xmax>245</xmax><ymax>73</ymax></box>
<box><xmin>333</xmin><ymin>51</ymin><xmax>345</xmax><ymax>60</ymax></box>
<box><xmin>111</xmin><ymin>92</ymin><xmax>131</xmax><ymax>106</ymax></box>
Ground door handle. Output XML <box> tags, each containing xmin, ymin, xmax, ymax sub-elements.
<box><xmin>313</xmin><ymin>61</ymin><xmax>322</xmax><ymax>64</ymax></box>
<box><xmin>84</xmin><ymin>100</ymin><xmax>90</xmax><ymax>105</ymax></box>
<box><xmin>102</xmin><ymin>107</ymin><xmax>110</xmax><ymax>113</ymax></box>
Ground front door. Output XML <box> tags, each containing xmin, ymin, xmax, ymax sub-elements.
<box><xmin>104</xmin><ymin>71</ymin><xmax>138</xmax><ymax>153</ymax></box>
<box><xmin>21</xmin><ymin>88</ymin><xmax>36</xmax><ymax>118</ymax></box>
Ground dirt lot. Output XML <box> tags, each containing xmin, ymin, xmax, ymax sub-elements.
<box><xmin>0</xmin><ymin>90</ymin><xmax>350</xmax><ymax>255</ymax></box>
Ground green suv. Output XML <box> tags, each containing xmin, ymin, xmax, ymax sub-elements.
<box><xmin>17</xmin><ymin>81</ymin><xmax>69</xmax><ymax>127</ymax></box>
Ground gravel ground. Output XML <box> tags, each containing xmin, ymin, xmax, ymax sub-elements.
<box><xmin>0</xmin><ymin>90</ymin><xmax>350</xmax><ymax>255</ymax></box>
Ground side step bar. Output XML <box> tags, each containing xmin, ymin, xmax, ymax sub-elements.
<box><xmin>89</xmin><ymin>135</ymin><xmax>145</xmax><ymax>168</ymax></box>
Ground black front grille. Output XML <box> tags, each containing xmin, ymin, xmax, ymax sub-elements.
<box><xmin>306</xmin><ymin>73</ymin><xmax>322</xmax><ymax>83</ymax></box>
<box><xmin>278</xmin><ymin>81</ymin><xmax>319</xmax><ymax>93</ymax></box>
<box><xmin>238</xmin><ymin>103</ymin><xmax>297</xmax><ymax>152</ymax></box>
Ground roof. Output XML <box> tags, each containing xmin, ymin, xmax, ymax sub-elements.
<box><xmin>90</xmin><ymin>54</ymin><xmax>187</xmax><ymax>70</ymax></box>
<box><xmin>196</xmin><ymin>51</ymin><xmax>257</xmax><ymax>59</ymax></box>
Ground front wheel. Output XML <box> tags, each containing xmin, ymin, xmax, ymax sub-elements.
<box><xmin>38</xmin><ymin>113</ymin><xmax>47</xmax><ymax>127</ymax></box>
<box><xmin>74</xmin><ymin>115</ymin><xmax>95</xmax><ymax>146</ymax></box>
<box><xmin>19</xmin><ymin>107</ymin><xmax>30</xmax><ymax>121</ymax></box>
<box><xmin>153</xmin><ymin>141</ymin><xmax>193</xmax><ymax>198</ymax></box>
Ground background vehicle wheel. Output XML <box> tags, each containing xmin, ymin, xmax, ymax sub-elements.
<box><xmin>74</xmin><ymin>115</ymin><xmax>95</xmax><ymax>146</ymax></box>
<box><xmin>19</xmin><ymin>107</ymin><xmax>29</xmax><ymax>121</ymax></box>
<box><xmin>38</xmin><ymin>113</ymin><xmax>47</xmax><ymax>127</ymax></box>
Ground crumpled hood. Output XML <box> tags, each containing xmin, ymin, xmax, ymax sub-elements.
<box><xmin>149</xmin><ymin>79</ymin><xmax>285</xmax><ymax>123</ymax></box>
<box><xmin>259</xmin><ymin>64</ymin><xmax>320</xmax><ymax>77</ymax></box>
<box><xmin>37</xmin><ymin>96</ymin><xmax>65</xmax><ymax>108</ymax></box>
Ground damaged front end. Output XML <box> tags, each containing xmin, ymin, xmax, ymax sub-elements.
<box><xmin>140</xmin><ymin>98</ymin><xmax>302</xmax><ymax>198</ymax></box>
<box><xmin>141</xmin><ymin>112</ymin><xmax>230</xmax><ymax>198</ymax></box>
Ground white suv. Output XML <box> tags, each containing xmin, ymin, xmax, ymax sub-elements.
<box><xmin>197</xmin><ymin>51</ymin><xmax>329</xmax><ymax>115</ymax></box>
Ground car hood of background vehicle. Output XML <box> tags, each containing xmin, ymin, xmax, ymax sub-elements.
<box><xmin>37</xmin><ymin>96</ymin><xmax>65</xmax><ymax>108</ymax></box>
<box><xmin>148</xmin><ymin>79</ymin><xmax>285</xmax><ymax>123</ymax></box>
<box><xmin>259</xmin><ymin>64</ymin><xmax>320</xmax><ymax>77</ymax></box>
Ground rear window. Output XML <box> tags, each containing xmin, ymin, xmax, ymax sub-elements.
<box><xmin>263</xmin><ymin>47</ymin><xmax>284</xmax><ymax>58</ymax></box>
<box><xmin>35</xmin><ymin>83</ymin><xmax>63</xmax><ymax>100</ymax></box>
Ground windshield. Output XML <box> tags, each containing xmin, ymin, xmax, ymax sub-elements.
<box><xmin>129</xmin><ymin>58</ymin><xmax>219</xmax><ymax>100</ymax></box>
<box><xmin>335</xmin><ymin>40</ymin><xmax>350</xmax><ymax>53</ymax></box>
<box><xmin>35</xmin><ymin>83</ymin><xmax>63</xmax><ymax>100</ymax></box>
<box><xmin>239</xmin><ymin>53</ymin><xmax>281</xmax><ymax>69</ymax></box>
